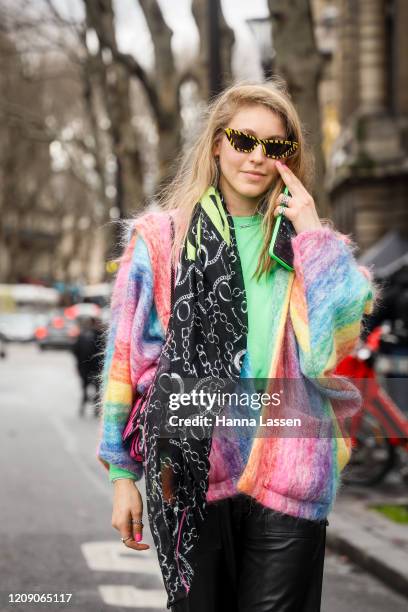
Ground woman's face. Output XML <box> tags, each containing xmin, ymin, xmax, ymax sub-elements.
<box><xmin>213</xmin><ymin>105</ymin><xmax>287</xmax><ymax>201</ymax></box>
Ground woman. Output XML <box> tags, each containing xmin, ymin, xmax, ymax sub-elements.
<box><xmin>97</xmin><ymin>80</ymin><xmax>376</xmax><ymax>612</ymax></box>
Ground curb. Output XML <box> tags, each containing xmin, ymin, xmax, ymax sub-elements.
<box><xmin>326</xmin><ymin>512</ymin><xmax>408</xmax><ymax>599</ymax></box>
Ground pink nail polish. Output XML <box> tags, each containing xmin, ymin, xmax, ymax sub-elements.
<box><xmin>135</xmin><ymin>534</ymin><xmax>142</xmax><ymax>542</ymax></box>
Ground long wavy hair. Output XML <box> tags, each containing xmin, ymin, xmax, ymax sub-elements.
<box><xmin>153</xmin><ymin>77</ymin><xmax>322</xmax><ymax>278</ymax></box>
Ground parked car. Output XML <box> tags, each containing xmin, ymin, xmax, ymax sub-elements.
<box><xmin>34</xmin><ymin>303</ymin><xmax>103</xmax><ymax>350</ymax></box>
<box><xmin>0</xmin><ymin>312</ymin><xmax>49</xmax><ymax>343</ymax></box>
<box><xmin>35</xmin><ymin>310</ymin><xmax>80</xmax><ymax>350</ymax></box>
<box><xmin>64</xmin><ymin>302</ymin><xmax>101</xmax><ymax>322</ymax></box>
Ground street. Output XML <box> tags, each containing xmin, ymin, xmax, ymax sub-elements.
<box><xmin>1</xmin><ymin>344</ymin><xmax>407</xmax><ymax>612</ymax></box>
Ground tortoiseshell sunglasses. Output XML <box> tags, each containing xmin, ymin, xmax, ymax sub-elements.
<box><xmin>224</xmin><ymin>128</ymin><xmax>299</xmax><ymax>160</ymax></box>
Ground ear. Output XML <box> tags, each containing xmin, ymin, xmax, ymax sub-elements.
<box><xmin>213</xmin><ymin>138</ymin><xmax>221</xmax><ymax>156</ymax></box>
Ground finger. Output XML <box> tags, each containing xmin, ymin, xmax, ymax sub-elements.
<box><xmin>124</xmin><ymin>539</ymin><xmax>150</xmax><ymax>551</ymax></box>
<box><xmin>119</xmin><ymin>526</ymin><xmax>150</xmax><ymax>552</ymax></box>
<box><xmin>119</xmin><ymin>522</ymin><xmax>133</xmax><ymax>545</ymax></box>
<box><xmin>275</xmin><ymin>161</ymin><xmax>304</xmax><ymax>196</ymax></box>
<box><xmin>277</xmin><ymin>193</ymin><xmax>294</xmax><ymax>207</ymax></box>
<box><xmin>131</xmin><ymin>509</ymin><xmax>144</xmax><ymax>543</ymax></box>
<box><xmin>273</xmin><ymin>204</ymin><xmax>296</xmax><ymax>221</ymax></box>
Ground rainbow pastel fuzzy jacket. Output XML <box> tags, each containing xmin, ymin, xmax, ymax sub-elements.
<box><xmin>97</xmin><ymin>208</ymin><xmax>375</xmax><ymax>521</ymax></box>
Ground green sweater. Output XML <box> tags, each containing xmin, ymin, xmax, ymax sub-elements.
<box><xmin>109</xmin><ymin>212</ymin><xmax>274</xmax><ymax>482</ymax></box>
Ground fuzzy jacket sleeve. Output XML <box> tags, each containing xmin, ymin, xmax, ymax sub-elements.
<box><xmin>96</xmin><ymin>228</ymin><xmax>157</xmax><ymax>479</ymax></box>
<box><xmin>289</xmin><ymin>227</ymin><xmax>378</xmax><ymax>379</ymax></box>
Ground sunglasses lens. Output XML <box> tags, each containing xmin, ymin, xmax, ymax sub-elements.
<box><xmin>264</xmin><ymin>141</ymin><xmax>298</xmax><ymax>158</ymax></box>
<box><xmin>229</xmin><ymin>132</ymin><xmax>256</xmax><ymax>152</ymax></box>
<box><xmin>226</xmin><ymin>129</ymin><xmax>298</xmax><ymax>158</ymax></box>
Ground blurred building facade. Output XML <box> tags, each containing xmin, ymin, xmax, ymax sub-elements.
<box><xmin>315</xmin><ymin>0</ymin><xmax>408</xmax><ymax>251</ymax></box>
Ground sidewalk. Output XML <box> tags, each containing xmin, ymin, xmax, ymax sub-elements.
<box><xmin>327</xmin><ymin>480</ymin><xmax>408</xmax><ymax>599</ymax></box>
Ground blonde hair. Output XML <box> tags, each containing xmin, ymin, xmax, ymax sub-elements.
<box><xmin>155</xmin><ymin>77</ymin><xmax>319</xmax><ymax>279</ymax></box>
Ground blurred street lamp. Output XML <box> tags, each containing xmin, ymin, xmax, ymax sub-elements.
<box><xmin>246</xmin><ymin>17</ymin><xmax>275</xmax><ymax>79</ymax></box>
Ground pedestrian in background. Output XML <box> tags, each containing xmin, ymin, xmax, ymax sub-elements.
<box><xmin>72</xmin><ymin>316</ymin><xmax>104</xmax><ymax>416</ymax></box>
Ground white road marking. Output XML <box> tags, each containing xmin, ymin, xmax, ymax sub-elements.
<box><xmin>81</xmin><ymin>541</ymin><xmax>161</xmax><ymax>575</ymax></box>
<box><xmin>98</xmin><ymin>585</ymin><xmax>166</xmax><ymax>608</ymax></box>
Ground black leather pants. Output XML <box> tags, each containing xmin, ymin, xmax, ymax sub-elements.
<box><xmin>171</xmin><ymin>493</ymin><xmax>328</xmax><ymax>612</ymax></box>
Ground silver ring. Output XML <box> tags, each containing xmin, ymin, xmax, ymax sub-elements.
<box><xmin>278</xmin><ymin>205</ymin><xmax>286</xmax><ymax>216</ymax></box>
<box><xmin>281</xmin><ymin>194</ymin><xmax>290</xmax><ymax>207</ymax></box>
<box><xmin>121</xmin><ymin>536</ymin><xmax>132</xmax><ymax>543</ymax></box>
<box><xmin>132</xmin><ymin>519</ymin><xmax>143</xmax><ymax>525</ymax></box>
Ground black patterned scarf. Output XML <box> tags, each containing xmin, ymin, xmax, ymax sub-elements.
<box><xmin>140</xmin><ymin>185</ymin><xmax>248</xmax><ymax>608</ymax></box>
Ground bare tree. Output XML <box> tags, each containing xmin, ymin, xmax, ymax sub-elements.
<box><xmin>268</xmin><ymin>0</ymin><xmax>328</xmax><ymax>214</ymax></box>
<box><xmin>0</xmin><ymin>29</ymin><xmax>57</xmax><ymax>282</ymax></box>
<box><xmin>84</xmin><ymin>0</ymin><xmax>235</xmax><ymax>190</ymax></box>
<box><xmin>192</xmin><ymin>0</ymin><xmax>235</xmax><ymax>100</ymax></box>
<box><xmin>0</xmin><ymin>8</ymin><xmax>108</xmax><ymax>283</ymax></box>
<box><xmin>83</xmin><ymin>0</ymin><xmax>181</xmax><ymax>195</ymax></box>
<box><xmin>0</xmin><ymin>0</ymin><xmax>236</xmax><ymax>282</ymax></box>
<box><xmin>80</xmin><ymin>1</ymin><xmax>143</xmax><ymax>218</ymax></box>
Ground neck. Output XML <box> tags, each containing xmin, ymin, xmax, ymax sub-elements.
<box><xmin>218</xmin><ymin>176</ymin><xmax>263</xmax><ymax>216</ymax></box>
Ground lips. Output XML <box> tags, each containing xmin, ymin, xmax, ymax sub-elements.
<box><xmin>243</xmin><ymin>171</ymin><xmax>266</xmax><ymax>177</ymax></box>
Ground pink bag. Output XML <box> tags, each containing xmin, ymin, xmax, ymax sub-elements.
<box><xmin>122</xmin><ymin>391</ymin><xmax>149</xmax><ymax>462</ymax></box>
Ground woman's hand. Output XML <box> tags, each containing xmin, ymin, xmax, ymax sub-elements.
<box><xmin>112</xmin><ymin>479</ymin><xmax>150</xmax><ymax>551</ymax></box>
<box><xmin>273</xmin><ymin>160</ymin><xmax>322</xmax><ymax>234</ymax></box>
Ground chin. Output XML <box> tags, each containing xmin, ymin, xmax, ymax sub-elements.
<box><xmin>236</xmin><ymin>181</ymin><xmax>267</xmax><ymax>198</ymax></box>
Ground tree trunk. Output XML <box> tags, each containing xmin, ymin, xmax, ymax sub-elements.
<box><xmin>138</xmin><ymin>0</ymin><xmax>182</xmax><ymax>188</ymax></box>
<box><xmin>84</xmin><ymin>0</ymin><xmax>144</xmax><ymax>217</ymax></box>
<box><xmin>192</xmin><ymin>0</ymin><xmax>235</xmax><ymax>101</ymax></box>
<box><xmin>268</xmin><ymin>0</ymin><xmax>328</xmax><ymax>215</ymax></box>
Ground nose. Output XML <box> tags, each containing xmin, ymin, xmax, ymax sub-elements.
<box><xmin>248</xmin><ymin>142</ymin><xmax>265</xmax><ymax>161</ymax></box>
